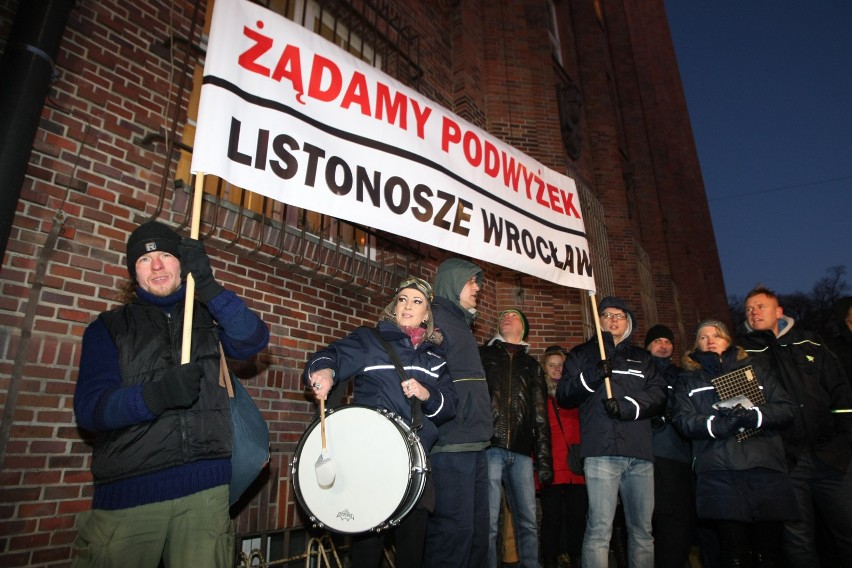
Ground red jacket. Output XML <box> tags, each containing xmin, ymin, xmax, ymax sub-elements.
<box><xmin>537</xmin><ymin>396</ymin><xmax>585</xmax><ymax>488</ymax></box>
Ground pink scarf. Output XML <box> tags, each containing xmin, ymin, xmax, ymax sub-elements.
<box><xmin>401</xmin><ymin>325</ymin><xmax>427</xmax><ymax>347</ymax></box>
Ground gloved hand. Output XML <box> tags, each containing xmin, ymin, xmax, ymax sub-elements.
<box><xmin>179</xmin><ymin>238</ymin><xmax>225</xmax><ymax>302</ymax></box>
<box><xmin>710</xmin><ymin>406</ymin><xmax>742</xmax><ymax>438</ymax></box>
<box><xmin>651</xmin><ymin>410</ymin><xmax>672</xmax><ymax>430</ymax></box>
<box><xmin>730</xmin><ymin>404</ymin><xmax>758</xmax><ymax>430</ymax></box>
<box><xmin>142</xmin><ymin>362</ymin><xmax>203</xmax><ymax>416</ymax></box>
<box><xmin>538</xmin><ymin>468</ymin><xmax>554</xmax><ymax>487</ymax></box>
<box><xmin>603</xmin><ymin>397</ymin><xmax>621</xmax><ymax>419</ymax></box>
<box><xmin>597</xmin><ymin>359</ymin><xmax>613</xmax><ymax>381</ymax></box>
<box><xmin>586</xmin><ymin>359</ymin><xmax>612</xmax><ymax>389</ymax></box>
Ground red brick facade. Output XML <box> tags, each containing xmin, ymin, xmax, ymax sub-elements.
<box><xmin>0</xmin><ymin>0</ymin><xmax>727</xmax><ymax>565</ymax></box>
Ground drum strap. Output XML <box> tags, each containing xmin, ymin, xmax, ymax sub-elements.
<box><xmin>371</xmin><ymin>327</ymin><xmax>424</xmax><ymax>432</ymax></box>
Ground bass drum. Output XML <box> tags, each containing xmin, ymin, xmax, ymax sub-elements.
<box><xmin>292</xmin><ymin>405</ymin><xmax>427</xmax><ymax>534</ymax></box>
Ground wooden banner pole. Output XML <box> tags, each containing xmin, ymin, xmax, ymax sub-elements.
<box><xmin>180</xmin><ymin>172</ymin><xmax>205</xmax><ymax>364</ymax></box>
<box><xmin>589</xmin><ymin>291</ymin><xmax>612</xmax><ymax>399</ymax></box>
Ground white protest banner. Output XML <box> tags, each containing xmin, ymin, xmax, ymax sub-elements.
<box><xmin>191</xmin><ymin>0</ymin><xmax>595</xmax><ymax>291</ymax></box>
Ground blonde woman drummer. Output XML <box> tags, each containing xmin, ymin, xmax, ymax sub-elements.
<box><xmin>304</xmin><ymin>276</ymin><xmax>458</xmax><ymax>568</ymax></box>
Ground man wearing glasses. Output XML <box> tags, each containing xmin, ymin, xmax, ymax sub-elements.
<box><xmin>556</xmin><ymin>296</ymin><xmax>666</xmax><ymax>568</ymax></box>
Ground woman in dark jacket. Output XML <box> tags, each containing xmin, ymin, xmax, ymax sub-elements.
<box><xmin>304</xmin><ymin>276</ymin><xmax>458</xmax><ymax>568</ymax></box>
<box><xmin>672</xmin><ymin>319</ymin><xmax>797</xmax><ymax>567</ymax></box>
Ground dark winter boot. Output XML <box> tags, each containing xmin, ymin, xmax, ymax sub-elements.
<box><xmin>754</xmin><ymin>552</ymin><xmax>782</xmax><ymax>568</ymax></box>
<box><xmin>724</xmin><ymin>553</ymin><xmax>754</xmax><ymax>568</ymax></box>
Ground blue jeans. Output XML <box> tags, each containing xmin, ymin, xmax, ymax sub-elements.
<box><xmin>783</xmin><ymin>450</ymin><xmax>852</xmax><ymax>566</ymax></box>
<box><xmin>583</xmin><ymin>456</ymin><xmax>654</xmax><ymax>568</ymax></box>
<box><xmin>486</xmin><ymin>447</ymin><xmax>541</xmax><ymax>568</ymax></box>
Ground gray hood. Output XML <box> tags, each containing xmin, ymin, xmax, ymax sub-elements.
<box><xmin>434</xmin><ymin>258</ymin><xmax>483</xmax><ymax>321</ymax></box>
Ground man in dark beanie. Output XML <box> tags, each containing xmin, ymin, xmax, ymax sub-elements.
<box><xmin>124</xmin><ymin>220</ymin><xmax>182</xmax><ymax>281</ymax></box>
<box><xmin>644</xmin><ymin>324</ymin><xmax>674</xmax><ymax>351</ymax></box>
<box><xmin>73</xmin><ymin>220</ymin><xmax>270</xmax><ymax>567</ymax></box>
<box><xmin>557</xmin><ymin>296</ymin><xmax>666</xmax><ymax>568</ymax></box>
<box><xmin>644</xmin><ymin>324</ymin><xmax>695</xmax><ymax>568</ymax></box>
<box><xmin>480</xmin><ymin>308</ymin><xmax>552</xmax><ymax>567</ymax></box>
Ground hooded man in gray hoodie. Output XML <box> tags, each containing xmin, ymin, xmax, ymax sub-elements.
<box><xmin>424</xmin><ymin>258</ymin><xmax>493</xmax><ymax>568</ymax></box>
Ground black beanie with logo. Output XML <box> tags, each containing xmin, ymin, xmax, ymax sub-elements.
<box><xmin>125</xmin><ymin>221</ymin><xmax>181</xmax><ymax>281</ymax></box>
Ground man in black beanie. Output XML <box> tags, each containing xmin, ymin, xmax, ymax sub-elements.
<box><xmin>644</xmin><ymin>324</ymin><xmax>695</xmax><ymax>568</ymax></box>
<box><xmin>73</xmin><ymin>220</ymin><xmax>270</xmax><ymax>567</ymax></box>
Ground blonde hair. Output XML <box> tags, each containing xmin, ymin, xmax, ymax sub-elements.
<box><xmin>381</xmin><ymin>289</ymin><xmax>443</xmax><ymax>345</ymax></box>
<box><xmin>681</xmin><ymin>321</ymin><xmax>748</xmax><ymax>369</ymax></box>
<box><xmin>541</xmin><ymin>348</ymin><xmax>566</xmax><ymax>397</ymax></box>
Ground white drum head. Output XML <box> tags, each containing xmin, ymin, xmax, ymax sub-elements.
<box><xmin>294</xmin><ymin>406</ymin><xmax>414</xmax><ymax>533</ymax></box>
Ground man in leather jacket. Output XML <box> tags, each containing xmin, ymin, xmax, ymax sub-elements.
<box><xmin>481</xmin><ymin>308</ymin><xmax>553</xmax><ymax>568</ymax></box>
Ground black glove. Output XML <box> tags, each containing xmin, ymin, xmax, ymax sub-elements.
<box><xmin>142</xmin><ymin>362</ymin><xmax>203</xmax><ymax>416</ymax></box>
<box><xmin>585</xmin><ymin>359</ymin><xmax>612</xmax><ymax>389</ymax></box>
<box><xmin>597</xmin><ymin>359</ymin><xmax>613</xmax><ymax>381</ymax></box>
<box><xmin>710</xmin><ymin>406</ymin><xmax>742</xmax><ymax>438</ymax></box>
<box><xmin>730</xmin><ymin>404</ymin><xmax>759</xmax><ymax>430</ymax></box>
<box><xmin>651</xmin><ymin>411</ymin><xmax>672</xmax><ymax>430</ymax></box>
<box><xmin>179</xmin><ymin>238</ymin><xmax>225</xmax><ymax>302</ymax></box>
<box><xmin>539</xmin><ymin>468</ymin><xmax>554</xmax><ymax>487</ymax></box>
<box><xmin>603</xmin><ymin>397</ymin><xmax>621</xmax><ymax>419</ymax></box>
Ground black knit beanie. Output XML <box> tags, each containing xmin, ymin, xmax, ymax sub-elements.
<box><xmin>644</xmin><ymin>324</ymin><xmax>674</xmax><ymax>348</ymax></box>
<box><xmin>125</xmin><ymin>221</ymin><xmax>181</xmax><ymax>281</ymax></box>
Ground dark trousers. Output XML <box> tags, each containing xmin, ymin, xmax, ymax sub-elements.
<box><xmin>349</xmin><ymin>508</ymin><xmax>428</xmax><ymax>568</ymax></box>
<box><xmin>539</xmin><ymin>483</ymin><xmax>588</xmax><ymax>563</ymax></box>
<box><xmin>716</xmin><ymin>520</ymin><xmax>784</xmax><ymax>567</ymax></box>
<box><xmin>424</xmin><ymin>449</ymin><xmax>490</xmax><ymax>568</ymax></box>
<box><xmin>783</xmin><ymin>451</ymin><xmax>852</xmax><ymax>567</ymax></box>
<box><xmin>652</xmin><ymin>457</ymin><xmax>695</xmax><ymax>568</ymax></box>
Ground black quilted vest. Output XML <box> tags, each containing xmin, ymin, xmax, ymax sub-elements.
<box><xmin>92</xmin><ymin>298</ymin><xmax>231</xmax><ymax>483</ymax></box>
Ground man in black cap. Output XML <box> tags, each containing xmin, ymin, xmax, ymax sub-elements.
<box><xmin>644</xmin><ymin>325</ymin><xmax>695</xmax><ymax>568</ymax></box>
<box><xmin>480</xmin><ymin>308</ymin><xmax>553</xmax><ymax>567</ymax></box>
<box><xmin>557</xmin><ymin>297</ymin><xmax>666</xmax><ymax>568</ymax></box>
<box><xmin>73</xmin><ymin>220</ymin><xmax>270</xmax><ymax>567</ymax></box>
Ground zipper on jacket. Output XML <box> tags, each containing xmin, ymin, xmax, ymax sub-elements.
<box><xmin>506</xmin><ymin>346</ymin><xmax>514</xmax><ymax>448</ymax></box>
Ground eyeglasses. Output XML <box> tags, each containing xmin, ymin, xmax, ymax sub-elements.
<box><xmin>396</xmin><ymin>276</ymin><xmax>434</xmax><ymax>302</ymax></box>
<box><xmin>600</xmin><ymin>312</ymin><xmax>627</xmax><ymax>321</ymax></box>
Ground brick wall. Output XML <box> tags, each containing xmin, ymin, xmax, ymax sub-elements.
<box><xmin>0</xmin><ymin>0</ymin><xmax>726</xmax><ymax>565</ymax></box>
